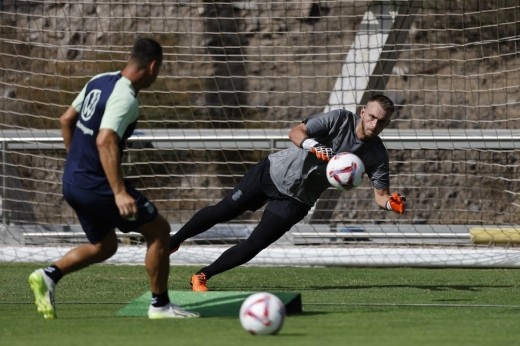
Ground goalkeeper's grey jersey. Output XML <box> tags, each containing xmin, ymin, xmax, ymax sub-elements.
<box><xmin>268</xmin><ymin>109</ymin><xmax>390</xmax><ymax>206</ymax></box>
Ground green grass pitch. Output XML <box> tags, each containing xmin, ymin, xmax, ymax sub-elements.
<box><xmin>2</xmin><ymin>263</ymin><xmax>520</xmax><ymax>346</ymax></box>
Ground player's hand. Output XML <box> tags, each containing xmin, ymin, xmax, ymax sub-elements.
<box><xmin>301</xmin><ymin>137</ymin><xmax>335</xmax><ymax>162</ymax></box>
<box><xmin>386</xmin><ymin>192</ymin><xmax>406</xmax><ymax>214</ymax></box>
<box><xmin>310</xmin><ymin>145</ymin><xmax>335</xmax><ymax>161</ymax></box>
<box><xmin>115</xmin><ymin>191</ymin><xmax>138</xmax><ymax>220</ymax></box>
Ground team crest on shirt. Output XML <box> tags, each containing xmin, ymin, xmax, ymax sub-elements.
<box><xmin>81</xmin><ymin>89</ymin><xmax>102</xmax><ymax>121</ymax></box>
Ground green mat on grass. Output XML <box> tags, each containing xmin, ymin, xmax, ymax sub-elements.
<box><xmin>118</xmin><ymin>290</ymin><xmax>302</xmax><ymax>317</ymax></box>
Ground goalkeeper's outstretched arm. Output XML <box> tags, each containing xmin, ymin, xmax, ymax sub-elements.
<box><xmin>289</xmin><ymin>123</ymin><xmax>335</xmax><ymax>161</ymax></box>
<box><xmin>288</xmin><ymin>122</ymin><xmax>310</xmax><ymax>147</ymax></box>
<box><xmin>374</xmin><ymin>187</ymin><xmax>406</xmax><ymax>214</ymax></box>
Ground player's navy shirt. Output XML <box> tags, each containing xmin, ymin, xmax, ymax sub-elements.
<box><xmin>62</xmin><ymin>71</ymin><xmax>139</xmax><ymax>193</ymax></box>
<box><xmin>268</xmin><ymin>109</ymin><xmax>390</xmax><ymax>206</ymax></box>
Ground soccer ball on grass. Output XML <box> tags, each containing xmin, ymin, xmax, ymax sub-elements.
<box><xmin>239</xmin><ymin>292</ymin><xmax>286</xmax><ymax>335</ymax></box>
<box><xmin>326</xmin><ymin>152</ymin><xmax>365</xmax><ymax>191</ymax></box>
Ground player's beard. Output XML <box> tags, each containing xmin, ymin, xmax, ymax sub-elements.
<box><xmin>360</xmin><ymin>121</ymin><xmax>374</xmax><ymax>141</ymax></box>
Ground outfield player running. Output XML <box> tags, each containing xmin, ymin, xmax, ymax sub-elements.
<box><xmin>170</xmin><ymin>94</ymin><xmax>406</xmax><ymax>292</ymax></box>
<box><xmin>28</xmin><ymin>38</ymin><xmax>198</xmax><ymax>319</ymax></box>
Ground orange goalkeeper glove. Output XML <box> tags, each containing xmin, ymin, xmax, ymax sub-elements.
<box><xmin>301</xmin><ymin>138</ymin><xmax>335</xmax><ymax>162</ymax></box>
<box><xmin>310</xmin><ymin>145</ymin><xmax>335</xmax><ymax>161</ymax></box>
<box><xmin>386</xmin><ymin>192</ymin><xmax>406</xmax><ymax>214</ymax></box>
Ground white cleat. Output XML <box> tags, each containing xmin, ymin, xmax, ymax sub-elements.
<box><xmin>148</xmin><ymin>303</ymin><xmax>200</xmax><ymax>319</ymax></box>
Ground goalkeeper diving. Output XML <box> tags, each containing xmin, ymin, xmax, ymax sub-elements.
<box><xmin>171</xmin><ymin>94</ymin><xmax>406</xmax><ymax>291</ymax></box>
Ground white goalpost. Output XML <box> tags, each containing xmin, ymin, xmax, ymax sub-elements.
<box><xmin>1</xmin><ymin>1</ymin><xmax>520</xmax><ymax>267</ymax></box>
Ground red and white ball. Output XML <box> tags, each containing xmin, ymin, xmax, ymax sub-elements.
<box><xmin>239</xmin><ymin>292</ymin><xmax>286</xmax><ymax>335</ymax></box>
<box><xmin>326</xmin><ymin>152</ymin><xmax>365</xmax><ymax>191</ymax></box>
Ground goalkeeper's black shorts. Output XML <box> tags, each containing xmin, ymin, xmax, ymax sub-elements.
<box><xmin>224</xmin><ymin>158</ymin><xmax>310</xmax><ymax>223</ymax></box>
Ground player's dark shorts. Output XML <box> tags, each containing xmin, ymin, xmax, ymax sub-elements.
<box><xmin>62</xmin><ymin>182</ymin><xmax>158</xmax><ymax>244</ymax></box>
<box><xmin>226</xmin><ymin>158</ymin><xmax>311</xmax><ymax>224</ymax></box>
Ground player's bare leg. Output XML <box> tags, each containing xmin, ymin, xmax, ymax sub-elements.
<box><xmin>138</xmin><ymin>214</ymin><xmax>170</xmax><ymax>294</ymax></box>
<box><xmin>29</xmin><ymin>230</ymin><xmax>118</xmax><ymax>319</ymax></box>
<box><xmin>54</xmin><ymin>230</ymin><xmax>119</xmax><ymax>274</ymax></box>
<box><xmin>139</xmin><ymin>214</ymin><xmax>199</xmax><ymax>318</ymax></box>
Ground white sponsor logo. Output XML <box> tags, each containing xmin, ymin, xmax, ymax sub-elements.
<box><xmin>76</xmin><ymin>120</ymin><xmax>94</xmax><ymax>135</ymax></box>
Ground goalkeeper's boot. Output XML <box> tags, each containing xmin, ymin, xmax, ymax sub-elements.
<box><xmin>28</xmin><ymin>269</ymin><xmax>57</xmax><ymax>319</ymax></box>
<box><xmin>148</xmin><ymin>303</ymin><xmax>199</xmax><ymax>319</ymax></box>
<box><xmin>190</xmin><ymin>272</ymin><xmax>208</xmax><ymax>292</ymax></box>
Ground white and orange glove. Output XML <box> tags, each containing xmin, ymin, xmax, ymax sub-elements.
<box><xmin>386</xmin><ymin>192</ymin><xmax>406</xmax><ymax>214</ymax></box>
<box><xmin>301</xmin><ymin>138</ymin><xmax>335</xmax><ymax>162</ymax></box>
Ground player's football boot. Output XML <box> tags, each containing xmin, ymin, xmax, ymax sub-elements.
<box><xmin>190</xmin><ymin>272</ymin><xmax>208</xmax><ymax>292</ymax></box>
<box><xmin>28</xmin><ymin>269</ymin><xmax>57</xmax><ymax>319</ymax></box>
<box><xmin>148</xmin><ymin>303</ymin><xmax>199</xmax><ymax>319</ymax></box>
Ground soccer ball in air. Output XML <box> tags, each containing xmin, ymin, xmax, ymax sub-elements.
<box><xmin>239</xmin><ymin>292</ymin><xmax>286</xmax><ymax>335</ymax></box>
<box><xmin>326</xmin><ymin>152</ymin><xmax>365</xmax><ymax>191</ymax></box>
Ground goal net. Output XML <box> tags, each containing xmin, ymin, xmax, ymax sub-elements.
<box><xmin>1</xmin><ymin>0</ymin><xmax>520</xmax><ymax>267</ymax></box>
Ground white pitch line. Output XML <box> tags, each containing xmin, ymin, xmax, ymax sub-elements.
<box><xmin>306</xmin><ymin>302</ymin><xmax>520</xmax><ymax>308</ymax></box>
